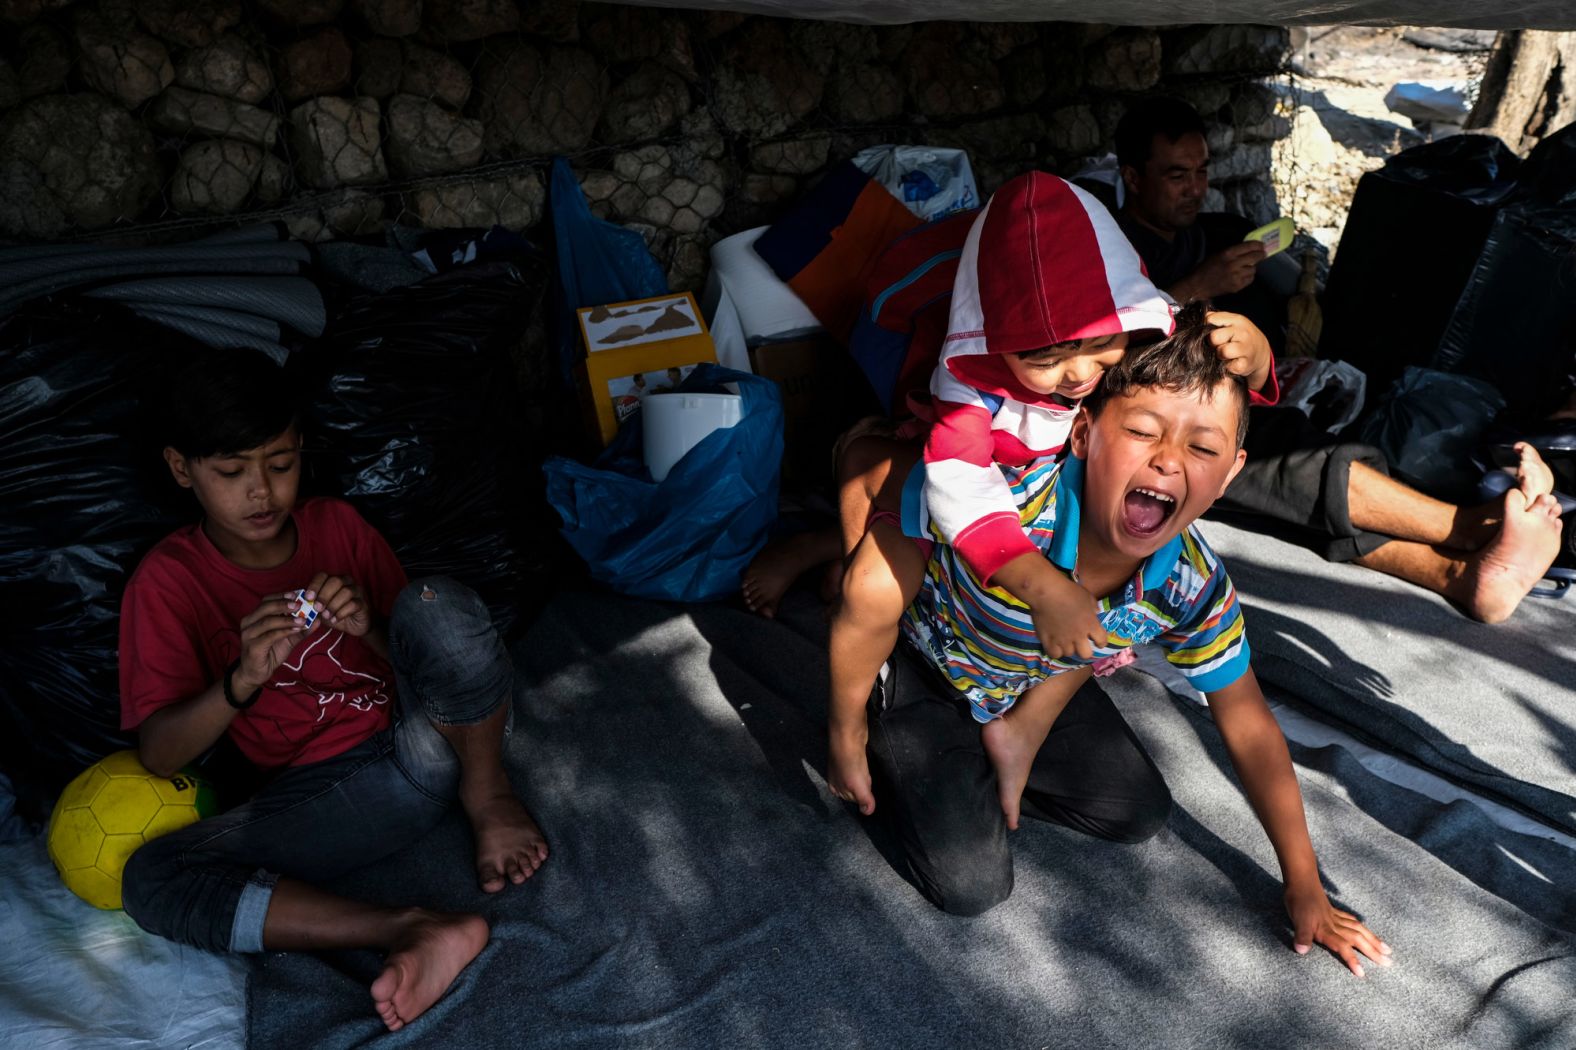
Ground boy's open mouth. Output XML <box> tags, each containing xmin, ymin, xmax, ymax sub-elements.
<box><xmin>1121</xmin><ymin>486</ymin><xmax>1177</xmax><ymax>537</ymax></box>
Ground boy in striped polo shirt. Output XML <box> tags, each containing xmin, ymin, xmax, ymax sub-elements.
<box><xmin>866</xmin><ymin>307</ymin><xmax>1391</xmax><ymax>977</ymax></box>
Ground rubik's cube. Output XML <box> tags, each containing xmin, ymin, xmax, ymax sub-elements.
<box><xmin>292</xmin><ymin>590</ymin><xmax>318</xmax><ymax>628</ymax></box>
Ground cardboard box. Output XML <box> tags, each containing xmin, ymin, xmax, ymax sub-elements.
<box><xmin>750</xmin><ymin>334</ymin><xmax>851</xmax><ymax>489</ymax></box>
<box><xmin>575</xmin><ymin>292</ymin><xmax>717</xmax><ymax>445</ymax></box>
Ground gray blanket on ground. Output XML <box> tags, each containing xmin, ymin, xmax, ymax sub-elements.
<box><xmin>249</xmin><ymin>587</ymin><xmax>1576</xmax><ymax>1049</ymax></box>
<box><xmin>1198</xmin><ymin>518</ymin><xmax>1576</xmax><ymax>835</ymax></box>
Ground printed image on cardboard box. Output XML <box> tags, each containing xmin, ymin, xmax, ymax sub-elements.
<box><xmin>581</xmin><ymin>294</ymin><xmax>704</xmax><ymax>350</ymax></box>
<box><xmin>575</xmin><ymin>292</ymin><xmax>719</xmax><ymax>444</ymax></box>
<box><xmin>608</xmin><ymin>365</ymin><xmax>699</xmax><ymax>423</ymax></box>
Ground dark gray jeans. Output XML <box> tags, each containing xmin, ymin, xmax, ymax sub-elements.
<box><xmin>121</xmin><ymin>576</ymin><xmax>513</xmax><ymax>953</ymax></box>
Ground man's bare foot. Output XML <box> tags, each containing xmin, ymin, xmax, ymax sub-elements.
<box><xmin>742</xmin><ymin>529</ymin><xmax>838</xmax><ymax>618</ymax></box>
<box><xmin>466</xmin><ymin>791</ymin><xmax>549</xmax><ymax>892</ymax></box>
<box><xmin>1459</xmin><ymin>489</ymin><xmax>1563</xmax><ymax>624</ymax></box>
<box><xmin>981</xmin><ymin>715</ymin><xmax>1038</xmax><ymax>831</ymax></box>
<box><xmin>1514</xmin><ymin>443</ymin><xmax>1556</xmax><ymax>503</ymax></box>
<box><xmin>370</xmin><ymin>910</ymin><xmax>489</xmax><ymax>1032</ymax></box>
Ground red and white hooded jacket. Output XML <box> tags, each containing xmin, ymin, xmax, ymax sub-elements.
<box><xmin>922</xmin><ymin>172</ymin><xmax>1176</xmax><ymax>584</ymax></box>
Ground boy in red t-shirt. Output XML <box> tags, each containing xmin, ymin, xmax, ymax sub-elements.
<box><xmin>117</xmin><ymin>348</ymin><xmax>546</xmax><ymax>1033</ymax></box>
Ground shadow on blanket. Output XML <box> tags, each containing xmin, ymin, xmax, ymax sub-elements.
<box><xmin>247</xmin><ymin>589</ymin><xmax>1576</xmax><ymax>1050</ymax></box>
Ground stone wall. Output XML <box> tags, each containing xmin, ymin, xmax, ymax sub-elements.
<box><xmin>0</xmin><ymin>3</ymin><xmax>1290</xmax><ymax>291</ymax></box>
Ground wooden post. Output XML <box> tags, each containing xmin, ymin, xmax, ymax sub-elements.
<box><xmin>1465</xmin><ymin>30</ymin><xmax>1576</xmax><ymax>154</ymax></box>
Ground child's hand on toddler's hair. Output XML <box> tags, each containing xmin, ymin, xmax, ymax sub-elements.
<box><xmin>1284</xmin><ymin>880</ymin><xmax>1393</xmax><ymax>978</ymax></box>
<box><xmin>299</xmin><ymin>573</ymin><xmax>373</xmax><ymax>637</ymax></box>
<box><xmin>1027</xmin><ymin>576</ymin><xmax>1108</xmax><ymax>662</ymax></box>
<box><xmin>1204</xmin><ymin>310</ymin><xmax>1273</xmax><ymax>391</ymax></box>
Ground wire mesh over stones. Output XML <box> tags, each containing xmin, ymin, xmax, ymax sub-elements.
<box><xmin>385</xmin><ymin>94</ymin><xmax>483</xmax><ymax>176</ymax></box>
<box><xmin>406</xmin><ymin>170</ymin><xmax>544</xmax><ymax>229</ymax></box>
<box><xmin>353</xmin><ymin>37</ymin><xmax>403</xmax><ymax>98</ymax></box>
<box><xmin>174</xmin><ymin>33</ymin><xmax>273</xmax><ymax>104</ymax></box>
<box><xmin>599</xmin><ymin>61</ymin><xmax>691</xmax><ymax>142</ymax></box>
<box><xmin>0</xmin><ymin>93</ymin><xmax>161</xmax><ymax>238</ymax></box>
<box><xmin>253</xmin><ymin>0</ymin><xmax>342</xmax><ymax>28</ymax></box>
<box><xmin>750</xmin><ymin>134</ymin><xmax>831</xmax><ymax>176</ymax></box>
<box><xmin>289</xmin><ymin>95</ymin><xmax>386</xmax><ymax>188</ymax></box>
<box><xmin>133</xmin><ymin>0</ymin><xmax>242</xmax><ymax>48</ymax></box>
<box><xmin>149</xmin><ymin>86</ymin><xmax>279</xmax><ymax>148</ymax></box>
<box><xmin>72</xmin><ymin>1</ymin><xmax>174</xmax><ymax>108</ymax></box>
<box><xmin>712</xmin><ymin>21</ymin><xmax>825</xmax><ymax>137</ymax></box>
<box><xmin>15</xmin><ymin>26</ymin><xmax>72</xmax><ymax>98</ymax></box>
<box><xmin>902</xmin><ymin>24</ymin><xmax>1004</xmax><ymax>119</ymax></box>
<box><xmin>277</xmin><ymin>26</ymin><xmax>352</xmax><ymax>102</ymax></box>
<box><xmin>399</xmin><ymin>41</ymin><xmax>472</xmax><ymax>110</ymax></box>
<box><xmin>350</xmin><ymin>0</ymin><xmax>419</xmax><ymax>38</ymax></box>
<box><xmin>1228</xmin><ymin>82</ymin><xmax>1291</xmax><ymax>142</ymax></box>
<box><xmin>1164</xmin><ymin>25</ymin><xmax>1290</xmax><ymax>76</ymax></box>
<box><xmin>474</xmin><ymin>41</ymin><xmax>605</xmax><ymax>156</ymax></box>
<box><xmin>583</xmin><ymin>5</ymin><xmax>694</xmax><ymax>75</ymax></box>
<box><xmin>422</xmin><ymin>0</ymin><xmax>518</xmax><ymax>44</ymax></box>
<box><xmin>0</xmin><ymin>62</ymin><xmax>18</xmax><ymax>110</ymax></box>
<box><xmin>1083</xmin><ymin>28</ymin><xmax>1162</xmax><ymax>92</ymax></box>
<box><xmin>170</xmin><ymin>138</ymin><xmax>265</xmax><ymax>214</ymax></box>
<box><xmin>826</xmin><ymin>64</ymin><xmax>903</xmax><ymax>124</ymax></box>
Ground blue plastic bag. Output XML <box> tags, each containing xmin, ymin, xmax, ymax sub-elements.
<box><xmin>550</xmin><ymin>156</ymin><xmax>668</xmax><ymax>385</ymax></box>
<box><xmin>543</xmin><ymin>364</ymin><xmax>784</xmax><ymax>602</ymax></box>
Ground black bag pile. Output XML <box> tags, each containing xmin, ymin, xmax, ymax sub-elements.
<box><xmin>295</xmin><ymin>263</ymin><xmax>556</xmax><ymax>641</ymax></box>
<box><xmin>1431</xmin><ymin>124</ymin><xmax>1576</xmax><ymax>418</ymax></box>
<box><xmin>0</xmin><ymin>303</ymin><xmax>194</xmax><ymax>805</ymax></box>
<box><xmin>1321</xmin><ymin>135</ymin><xmax>1523</xmax><ymax>396</ymax></box>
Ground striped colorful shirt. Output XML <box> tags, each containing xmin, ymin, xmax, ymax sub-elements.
<box><xmin>900</xmin><ymin>453</ymin><xmax>1251</xmax><ymax>722</ymax></box>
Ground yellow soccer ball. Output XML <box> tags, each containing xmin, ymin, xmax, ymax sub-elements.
<box><xmin>46</xmin><ymin>750</ymin><xmax>218</xmax><ymax>910</ymax></box>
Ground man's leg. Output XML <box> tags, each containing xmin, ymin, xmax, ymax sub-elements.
<box><xmin>1346</xmin><ymin>461</ymin><xmax>1493</xmax><ymax>550</ymax></box>
<box><xmin>1351</xmin><ymin>447</ymin><xmax>1564</xmax><ymax>622</ymax></box>
<box><xmin>121</xmin><ymin>735</ymin><xmax>488</xmax><ymax>1032</ymax></box>
<box><xmin>388</xmin><ymin>577</ymin><xmax>548</xmax><ymax>892</ymax></box>
<box><xmin>1354</xmin><ymin>490</ymin><xmax>1563</xmax><ymax>623</ymax></box>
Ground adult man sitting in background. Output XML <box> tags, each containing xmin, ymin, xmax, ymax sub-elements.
<box><xmin>1111</xmin><ymin>97</ymin><xmax>1563</xmax><ymax>623</ymax></box>
<box><xmin>1114</xmin><ymin>97</ymin><xmax>1283</xmax><ymax>348</ymax></box>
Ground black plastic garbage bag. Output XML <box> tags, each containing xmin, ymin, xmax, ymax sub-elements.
<box><xmin>1359</xmin><ymin>366</ymin><xmax>1506</xmax><ymax>501</ymax></box>
<box><xmin>1431</xmin><ymin>197</ymin><xmax>1576</xmax><ymax>417</ymax></box>
<box><xmin>0</xmin><ymin>303</ymin><xmax>193</xmax><ymax>802</ymax></box>
<box><xmin>1322</xmin><ymin>135</ymin><xmax>1523</xmax><ymax>397</ymax></box>
<box><xmin>1517</xmin><ymin>119</ymin><xmax>1576</xmax><ymax>206</ymax></box>
<box><xmin>295</xmin><ymin>264</ymin><xmax>553</xmax><ymax>640</ymax></box>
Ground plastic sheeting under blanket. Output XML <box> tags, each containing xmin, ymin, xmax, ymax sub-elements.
<box><xmin>0</xmin><ymin>775</ymin><xmax>246</xmax><ymax>1050</ymax></box>
<box><xmin>247</xmin><ymin>588</ymin><xmax>1576</xmax><ymax>1049</ymax></box>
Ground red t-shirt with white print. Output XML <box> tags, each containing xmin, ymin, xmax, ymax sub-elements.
<box><xmin>119</xmin><ymin>497</ymin><xmax>408</xmax><ymax>770</ymax></box>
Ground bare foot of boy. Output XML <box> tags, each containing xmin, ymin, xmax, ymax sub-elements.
<box><xmin>466</xmin><ymin>792</ymin><xmax>550</xmax><ymax>892</ymax></box>
<box><xmin>1460</xmin><ymin>489</ymin><xmax>1562</xmax><ymax>624</ymax></box>
<box><xmin>371</xmin><ymin>910</ymin><xmax>489</xmax><ymax>1032</ymax></box>
<box><xmin>742</xmin><ymin>530</ymin><xmax>836</xmax><ymax>618</ymax></box>
<box><xmin>981</xmin><ymin>715</ymin><xmax>1038</xmax><ymax>831</ymax></box>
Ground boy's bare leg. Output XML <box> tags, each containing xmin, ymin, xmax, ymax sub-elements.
<box><xmin>435</xmin><ymin>703</ymin><xmax>549</xmax><ymax>892</ymax></box>
<box><xmin>261</xmin><ymin>877</ymin><xmax>489</xmax><ymax>1032</ymax></box>
<box><xmin>1353</xmin><ymin>490</ymin><xmax>1563</xmax><ymax>623</ymax></box>
<box><xmin>827</xmin><ymin>521</ymin><xmax>928</xmax><ymax>813</ymax></box>
<box><xmin>1348</xmin><ymin>444</ymin><xmax>1557</xmax><ymax>551</ymax></box>
<box><xmin>981</xmin><ymin>669</ymin><xmax>1092</xmax><ymax>830</ymax></box>
<box><xmin>739</xmin><ymin>434</ymin><xmax>923</xmax><ymax>618</ymax></box>
<box><xmin>742</xmin><ymin>527</ymin><xmax>842</xmax><ymax>618</ymax></box>
<box><xmin>838</xmin><ymin>436</ymin><xmax>923</xmax><ymax>557</ymax></box>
